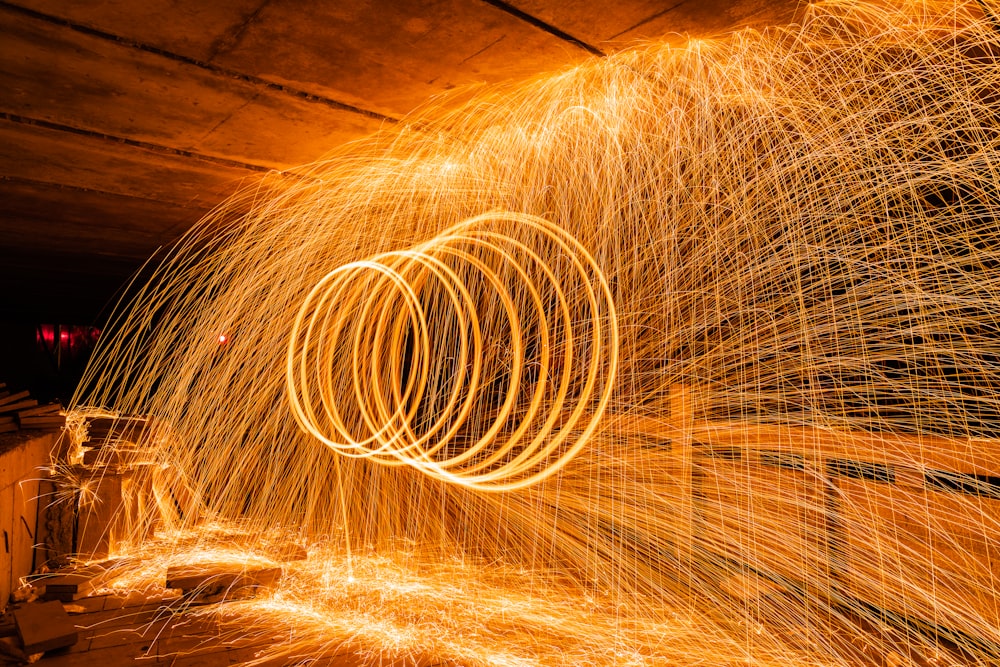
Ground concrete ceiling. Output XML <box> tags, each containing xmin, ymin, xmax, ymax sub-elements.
<box><xmin>0</xmin><ymin>0</ymin><xmax>799</xmax><ymax>323</ymax></box>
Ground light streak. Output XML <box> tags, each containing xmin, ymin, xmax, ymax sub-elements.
<box><xmin>68</xmin><ymin>1</ymin><xmax>1000</xmax><ymax>665</ymax></box>
<box><xmin>286</xmin><ymin>212</ymin><xmax>619</xmax><ymax>492</ymax></box>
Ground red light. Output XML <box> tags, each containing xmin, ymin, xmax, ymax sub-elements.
<box><xmin>218</xmin><ymin>334</ymin><xmax>228</xmax><ymax>345</ymax></box>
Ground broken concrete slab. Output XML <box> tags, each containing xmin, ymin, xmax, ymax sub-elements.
<box><xmin>40</xmin><ymin>558</ymin><xmax>127</xmax><ymax>602</ymax></box>
<box><xmin>165</xmin><ymin>563</ymin><xmax>282</xmax><ymax>599</ymax></box>
<box><xmin>13</xmin><ymin>600</ymin><xmax>78</xmax><ymax>654</ymax></box>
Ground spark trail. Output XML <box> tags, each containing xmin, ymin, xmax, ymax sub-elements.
<box><xmin>73</xmin><ymin>1</ymin><xmax>1000</xmax><ymax>664</ymax></box>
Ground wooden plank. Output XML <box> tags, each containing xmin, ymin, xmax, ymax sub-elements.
<box><xmin>14</xmin><ymin>600</ymin><xmax>79</xmax><ymax>653</ymax></box>
<box><xmin>17</xmin><ymin>403</ymin><xmax>62</xmax><ymax>418</ymax></box>
<box><xmin>696</xmin><ymin>456</ymin><xmax>831</xmax><ymax>597</ymax></box>
<box><xmin>0</xmin><ymin>399</ymin><xmax>38</xmax><ymax>414</ymax></box>
<box><xmin>41</xmin><ymin>560</ymin><xmax>126</xmax><ymax>601</ymax></box>
<box><xmin>669</xmin><ymin>384</ymin><xmax>694</xmax><ymax>567</ymax></box>
<box><xmin>63</xmin><ymin>595</ymin><xmax>107</xmax><ymax>615</ymax></box>
<box><xmin>0</xmin><ymin>390</ymin><xmax>29</xmax><ymax>407</ymax></box>
<box><xmin>835</xmin><ymin>478</ymin><xmax>1000</xmax><ymax>637</ymax></box>
<box><xmin>689</xmin><ymin>422</ymin><xmax>1000</xmax><ymax>477</ymax></box>
<box><xmin>107</xmin><ymin>591</ymin><xmax>182</xmax><ymax>610</ymax></box>
<box><xmin>165</xmin><ymin>564</ymin><xmax>282</xmax><ymax>595</ymax></box>
<box><xmin>19</xmin><ymin>415</ymin><xmax>66</xmax><ymax>429</ymax></box>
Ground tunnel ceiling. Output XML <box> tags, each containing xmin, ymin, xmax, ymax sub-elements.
<box><xmin>0</xmin><ymin>0</ymin><xmax>798</xmax><ymax>323</ymax></box>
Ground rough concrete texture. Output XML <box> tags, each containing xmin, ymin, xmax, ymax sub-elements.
<box><xmin>0</xmin><ymin>0</ymin><xmax>800</xmax><ymax>321</ymax></box>
<box><xmin>0</xmin><ymin>431</ymin><xmax>57</xmax><ymax>608</ymax></box>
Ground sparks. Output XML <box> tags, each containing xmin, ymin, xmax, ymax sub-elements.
<box><xmin>69</xmin><ymin>1</ymin><xmax>1000</xmax><ymax>664</ymax></box>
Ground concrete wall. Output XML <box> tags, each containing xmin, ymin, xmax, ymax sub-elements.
<box><xmin>0</xmin><ymin>430</ymin><xmax>57</xmax><ymax>608</ymax></box>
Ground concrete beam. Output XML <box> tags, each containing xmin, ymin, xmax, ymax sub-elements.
<box><xmin>0</xmin><ymin>6</ymin><xmax>384</xmax><ymax>167</ymax></box>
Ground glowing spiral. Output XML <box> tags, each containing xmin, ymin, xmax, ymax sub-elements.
<box><xmin>286</xmin><ymin>212</ymin><xmax>619</xmax><ymax>491</ymax></box>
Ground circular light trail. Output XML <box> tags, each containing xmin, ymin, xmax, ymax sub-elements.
<box><xmin>286</xmin><ymin>212</ymin><xmax>619</xmax><ymax>491</ymax></box>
